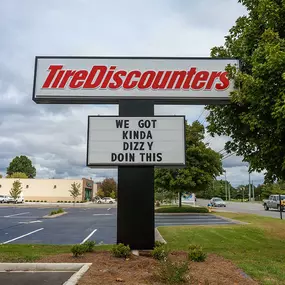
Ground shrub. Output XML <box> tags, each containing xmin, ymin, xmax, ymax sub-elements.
<box><xmin>155</xmin><ymin>206</ymin><xmax>209</xmax><ymax>213</ymax></box>
<box><xmin>68</xmin><ymin>201</ymin><xmax>71</xmax><ymax>203</ymax></box>
<box><xmin>40</xmin><ymin>200</ymin><xmax>43</xmax><ymax>202</ymax></box>
<box><xmin>111</xmin><ymin>243</ymin><xmax>131</xmax><ymax>258</ymax></box>
<box><xmin>44</xmin><ymin>200</ymin><xmax>47</xmax><ymax>203</ymax></box>
<box><xmin>83</xmin><ymin>240</ymin><xmax>96</xmax><ymax>252</ymax></box>
<box><xmin>155</xmin><ymin>241</ymin><xmax>165</xmax><ymax>248</ymax></box>
<box><xmin>37</xmin><ymin>200</ymin><xmax>40</xmax><ymax>202</ymax></box>
<box><xmin>49</xmin><ymin>208</ymin><xmax>64</xmax><ymax>216</ymax></box>
<box><xmin>155</xmin><ymin>201</ymin><xmax>161</xmax><ymax>207</ymax></box>
<box><xmin>156</xmin><ymin>259</ymin><xmax>189</xmax><ymax>284</ymax></box>
<box><xmin>33</xmin><ymin>200</ymin><xmax>36</xmax><ymax>202</ymax></box>
<box><xmin>76</xmin><ymin>201</ymin><xmax>80</xmax><ymax>203</ymax></box>
<box><xmin>188</xmin><ymin>244</ymin><xmax>206</xmax><ymax>262</ymax></box>
<box><xmin>71</xmin><ymin>244</ymin><xmax>86</xmax><ymax>257</ymax></box>
<box><xmin>151</xmin><ymin>246</ymin><xmax>168</xmax><ymax>261</ymax></box>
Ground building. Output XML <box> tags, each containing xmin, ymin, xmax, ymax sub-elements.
<box><xmin>0</xmin><ymin>177</ymin><xmax>97</xmax><ymax>202</ymax></box>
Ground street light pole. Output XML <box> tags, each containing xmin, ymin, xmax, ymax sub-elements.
<box><xmin>225</xmin><ymin>170</ymin><xmax>227</xmax><ymax>201</ymax></box>
<box><xmin>248</xmin><ymin>167</ymin><xmax>251</xmax><ymax>202</ymax></box>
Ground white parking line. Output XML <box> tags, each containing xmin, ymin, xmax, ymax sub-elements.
<box><xmin>4</xmin><ymin>212</ymin><xmax>30</xmax><ymax>218</ymax></box>
<box><xmin>80</xmin><ymin>229</ymin><xmax>97</xmax><ymax>244</ymax></box>
<box><xmin>107</xmin><ymin>208</ymin><xmax>111</xmax><ymax>211</ymax></box>
<box><xmin>1</xmin><ymin>228</ymin><xmax>44</xmax><ymax>245</ymax></box>
<box><xmin>93</xmin><ymin>214</ymin><xmax>112</xmax><ymax>216</ymax></box>
<box><xmin>18</xmin><ymin>220</ymin><xmax>42</xmax><ymax>224</ymax></box>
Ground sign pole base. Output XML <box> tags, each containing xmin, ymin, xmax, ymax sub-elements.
<box><xmin>117</xmin><ymin>100</ymin><xmax>155</xmax><ymax>250</ymax></box>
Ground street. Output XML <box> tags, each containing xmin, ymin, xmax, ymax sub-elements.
<box><xmin>197</xmin><ymin>199</ymin><xmax>285</xmax><ymax>219</ymax></box>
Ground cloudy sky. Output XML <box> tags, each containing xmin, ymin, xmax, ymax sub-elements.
<box><xmin>0</xmin><ymin>0</ymin><xmax>264</xmax><ymax>187</ymax></box>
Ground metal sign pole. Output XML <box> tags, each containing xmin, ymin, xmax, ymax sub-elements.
<box><xmin>117</xmin><ymin>100</ymin><xmax>155</xmax><ymax>250</ymax></box>
<box><xmin>279</xmin><ymin>194</ymin><xmax>283</xmax><ymax>220</ymax></box>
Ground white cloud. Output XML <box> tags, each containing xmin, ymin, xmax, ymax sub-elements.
<box><xmin>0</xmin><ymin>0</ymin><xmax>261</xmax><ymax>186</ymax></box>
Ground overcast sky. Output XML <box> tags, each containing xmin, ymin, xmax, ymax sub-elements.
<box><xmin>0</xmin><ymin>0</ymin><xmax>264</xmax><ymax>187</ymax></box>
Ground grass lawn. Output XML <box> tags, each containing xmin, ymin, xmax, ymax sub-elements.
<box><xmin>0</xmin><ymin>244</ymin><xmax>113</xmax><ymax>262</ymax></box>
<box><xmin>158</xmin><ymin>212</ymin><xmax>285</xmax><ymax>285</ymax></box>
<box><xmin>155</xmin><ymin>205</ymin><xmax>209</xmax><ymax>213</ymax></box>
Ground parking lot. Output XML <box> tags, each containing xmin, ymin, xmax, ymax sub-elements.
<box><xmin>0</xmin><ymin>205</ymin><xmax>236</xmax><ymax>245</ymax></box>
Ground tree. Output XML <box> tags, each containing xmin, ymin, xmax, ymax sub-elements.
<box><xmin>10</xmin><ymin>180</ymin><xmax>22</xmax><ymax>203</ymax></box>
<box><xmin>0</xmin><ymin>174</ymin><xmax>2</xmax><ymax>178</ymax></box>
<box><xmin>7</xmin><ymin>156</ymin><xmax>36</xmax><ymax>178</ymax></box>
<box><xmin>100</xmin><ymin>178</ymin><xmax>117</xmax><ymax>197</ymax></box>
<box><xmin>96</xmin><ymin>188</ymin><xmax>105</xmax><ymax>198</ymax></box>
<box><xmin>69</xmin><ymin>182</ymin><xmax>81</xmax><ymax>204</ymax></box>
<box><xmin>205</xmin><ymin>0</ymin><xmax>285</xmax><ymax>182</ymax></box>
<box><xmin>6</xmin><ymin>172</ymin><xmax>28</xmax><ymax>179</ymax></box>
<box><xmin>155</xmin><ymin>121</ymin><xmax>223</xmax><ymax>206</ymax></box>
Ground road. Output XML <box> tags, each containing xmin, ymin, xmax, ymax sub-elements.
<box><xmin>0</xmin><ymin>205</ymin><xmax>234</xmax><ymax>245</ymax></box>
<box><xmin>197</xmin><ymin>199</ymin><xmax>285</xmax><ymax>219</ymax></box>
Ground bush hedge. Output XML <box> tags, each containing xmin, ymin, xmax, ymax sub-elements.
<box><xmin>155</xmin><ymin>206</ymin><xmax>209</xmax><ymax>213</ymax></box>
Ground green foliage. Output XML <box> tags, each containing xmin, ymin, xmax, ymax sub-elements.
<box><xmin>49</xmin><ymin>208</ymin><xmax>64</xmax><ymax>216</ymax></box>
<box><xmin>83</xmin><ymin>240</ymin><xmax>96</xmax><ymax>252</ymax></box>
<box><xmin>206</xmin><ymin>0</ymin><xmax>285</xmax><ymax>182</ymax></box>
<box><xmin>111</xmin><ymin>243</ymin><xmax>131</xmax><ymax>258</ymax></box>
<box><xmin>155</xmin><ymin>259</ymin><xmax>189</xmax><ymax>284</ymax></box>
<box><xmin>155</xmin><ymin>121</ymin><xmax>223</xmax><ymax>203</ymax></box>
<box><xmin>98</xmin><ymin>178</ymin><xmax>117</xmax><ymax>197</ymax></box>
<box><xmin>69</xmin><ymin>182</ymin><xmax>81</xmax><ymax>202</ymax></box>
<box><xmin>71</xmin><ymin>244</ymin><xmax>86</xmax><ymax>257</ymax></box>
<box><xmin>6</xmin><ymin>156</ymin><xmax>36</xmax><ymax>178</ymax></box>
<box><xmin>9</xmin><ymin>180</ymin><xmax>22</xmax><ymax>201</ymax></box>
<box><xmin>0</xmin><ymin>173</ymin><xmax>3</xmax><ymax>178</ymax></box>
<box><xmin>155</xmin><ymin>206</ymin><xmax>209</xmax><ymax>213</ymax></box>
<box><xmin>151</xmin><ymin>245</ymin><xmax>168</xmax><ymax>261</ymax></box>
<box><xmin>6</xmin><ymin>172</ymin><xmax>28</xmax><ymax>179</ymax></box>
<box><xmin>188</xmin><ymin>244</ymin><xmax>206</xmax><ymax>262</ymax></box>
<box><xmin>155</xmin><ymin>241</ymin><xmax>166</xmax><ymax>248</ymax></box>
<box><xmin>110</xmin><ymin>190</ymin><xmax>116</xmax><ymax>199</ymax></box>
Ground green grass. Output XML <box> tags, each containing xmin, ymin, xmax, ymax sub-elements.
<box><xmin>158</xmin><ymin>213</ymin><xmax>285</xmax><ymax>285</ymax></box>
<box><xmin>0</xmin><ymin>244</ymin><xmax>113</xmax><ymax>262</ymax></box>
<box><xmin>155</xmin><ymin>205</ymin><xmax>209</xmax><ymax>213</ymax></box>
<box><xmin>49</xmin><ymin>208</ymin><xmax>64</xmax><ymax>216</ymax></box>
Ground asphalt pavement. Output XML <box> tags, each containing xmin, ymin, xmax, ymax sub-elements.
<box><xmin>0</xmin><ymin>272</ymin><xmax>74</xmax><ymax>285</ymax></box>
<box><xmin>0</xmin><ymin>205</ymin><xmax>234</xmax><ymax>245</ymax></box>
<box><xmin>197</xmin><ymin>199</ymin><xmax>285</xmax><ymax>219</ymax></box>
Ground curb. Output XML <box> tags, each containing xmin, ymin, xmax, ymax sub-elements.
<box><xmin>43</xmin><ymin>212</ymin><xmax>67</xmax><ymax>218</ymax></box>
<box><xmin>0</xmin><ymin>263</ymin><xmax>92</xmax><ymax>285</ymax></box>
<box><xmin>155</xmin><ymin>212</ymin><xmax>210</xmax><ymax>216</ymax></box>
<box><xmin>155</xmin><ymin>227</ymin><xmax>167</xmax><ymax>244</ymax></box>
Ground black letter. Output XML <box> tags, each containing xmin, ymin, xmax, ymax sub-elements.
<box><xmin>157</xmin><ymin>153</ymin><xmax>162</xmax><ymax>162</ymax></box>
<box><xmin>122</xmin><ymin>131</ymin><xmax>128</xmax><ymax>139</ymax></box>
<box><xmin>111</xmin><ymin>153</ymin><xmax>117</xmax><ymax>161</ymax></box>
<box><xmin>123</xmin><ymin>142</ymin><xmax>129</xmax><ymax>150</ymax></box>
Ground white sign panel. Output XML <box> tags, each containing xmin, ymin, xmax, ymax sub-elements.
<box><xmin>33</xmin><ymin>57</ymin><xmax>239</xmax><ymax>104</ymax></box>
<box><xmin>87</xmin><ymin>116</ymin><xmax>185</xmax><ymax>166</ymax></box>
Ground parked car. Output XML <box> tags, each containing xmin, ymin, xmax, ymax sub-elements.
<box><xmin>263</xmin><ymin>195</ymin><xmax>285</xmax><ymax>211</ymax></box>
<box><xmin>0</xmin><ymin>195</ymin><xmax>7</xmax><ymax>203</ymax></box>
<box><xmin>210</xmin><ymin>197</ymin><xmax>226</xmax><ymax>207</ymax></box>
<box><xmin>95</xmin><ymin>197</ymin><xmax>116</xmax><ymax>204</ymax></box>
<box><xmin>4</xmin><ymin>196</ymin><xmax>15</xmax><ymax>203</ymax></box>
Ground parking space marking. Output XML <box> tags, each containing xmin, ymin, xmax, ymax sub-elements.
<box><xmin>107</xmin><ymin>208</ymin><xmax>111</xmax><ymax>211</ymax></box>
<box><xmin>80</xmin><ymin>229</ymin><xmax>97</xmax><ymax>244</ymax></box>
<box><xmin>1</xmin><ymin>228</ymin><xmax>44</xmax><ymax>245</ymax></box>
<box><xmin>93</xmin><ymin>214</ymin><xmax>112</xmax><ymax>216</ymax></box>
<box><xmin>18</xmin><ymin>220</ymin><xmax>42</xmax><ymax>224</ymax></box>
<box><xmin>4</xmin><ymin>212</ymin><xmax>30</xmax><ymax>218</ymax></box>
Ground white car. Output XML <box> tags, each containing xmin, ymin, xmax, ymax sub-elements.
<box><xmin>210</xmin><ymin>197</ymin><xmax>226</xmax><ymax>207</ymax></box>
<box><xmin>95</xmin><ymin>197</ymin><xmax>116</xmax><ymax>204</ymax></box>
<box><xmin>3</xmin><ymin>196</ymin><xmax>15</xmax><ymax>203</ymax></box>
<box><xmin>0</xmin><ymin>195</ymin><xmax>7</xmax><ymax>203</ymax></box>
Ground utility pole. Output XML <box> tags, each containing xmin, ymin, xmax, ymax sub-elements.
<box><xmin>252</xmin><ymin>180</ymin><xmax>254</xmax><ymax>201</ymax></box>
<box><xmin>225</xmin><ymin>170</ymin><xmax>227</xmax><ymax>201</ymax></box>
<box><xmin>242</xmin><ymin>187</ymin><xmax>245</xmax><ymax>202</ymax></box>
<box><xmin>248</xmin><ymin>167</ymin><xmax>251</xmax><ymax>202</ymax></box>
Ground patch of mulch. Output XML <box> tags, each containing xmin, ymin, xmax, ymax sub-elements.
<box><xmin>37</xmin><ymin>251</ymin><xmax>259</xmax><ymax>285</ymax></box>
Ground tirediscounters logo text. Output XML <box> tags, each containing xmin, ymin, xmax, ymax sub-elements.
<box><xmin>33</xmin><ymin>57</ymin><xmax>239</xmax><ymax>104</ymax></box>
<box><xmin>42</xmin><ymin>65</ymin><xmax>229</xmax><ymax>91</ymax></box>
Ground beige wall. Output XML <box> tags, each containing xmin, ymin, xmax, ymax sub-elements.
<box><xmin>0</xmin><ymin>178</ymin><xmax>97</xmax><ymax>202</ymax></box>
